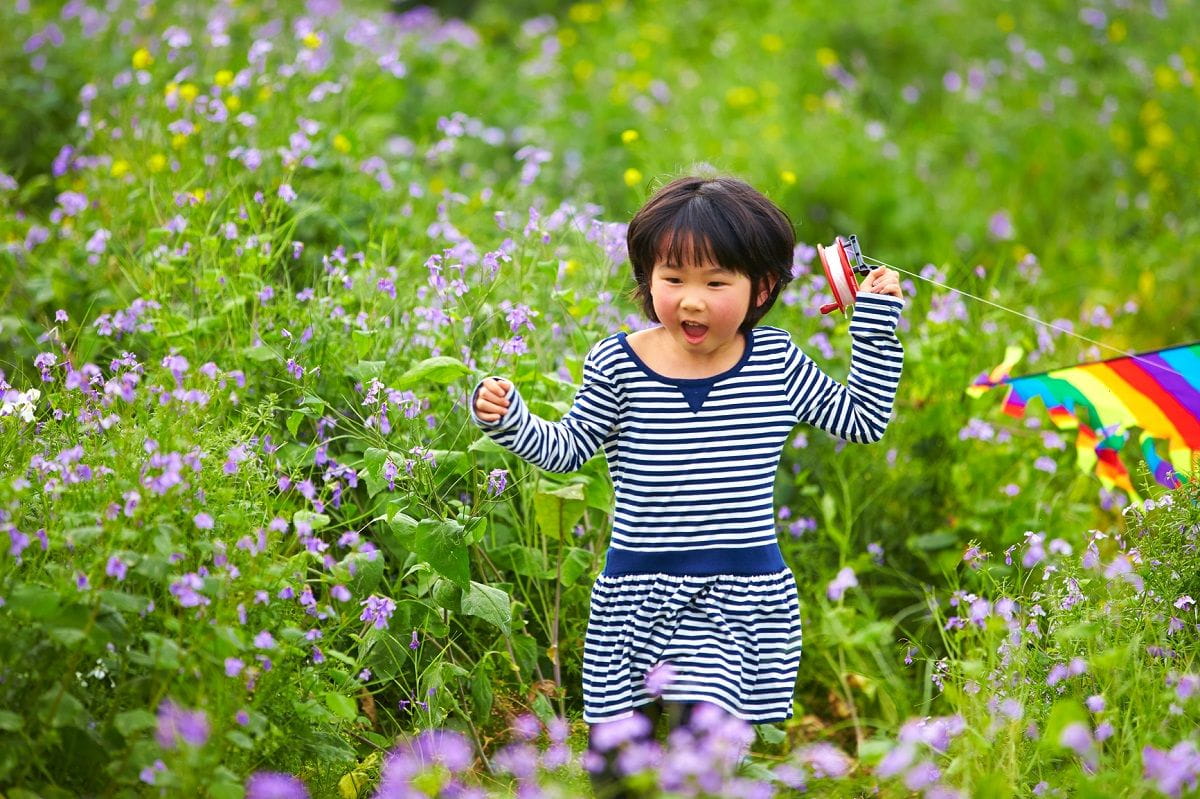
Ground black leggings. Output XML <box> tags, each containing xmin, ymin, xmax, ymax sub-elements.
<box><xmin>587</xmin><ymin>699</ymin><xmax>697</xmax><ymax>799</ymax></box>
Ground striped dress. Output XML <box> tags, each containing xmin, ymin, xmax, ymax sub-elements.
<box><xmin>469</xmin><ymin>293</ymin><xmax>905</xmax><ymax>724</ymax></box>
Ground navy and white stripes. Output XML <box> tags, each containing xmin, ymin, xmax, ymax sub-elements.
<box><xmin>469</xmin><ymin>292</ymin><xmax>904</xmax><ymax>723</ymax></box>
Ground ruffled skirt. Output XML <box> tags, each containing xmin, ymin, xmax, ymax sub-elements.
<box><xmin>582</xmin><ymin>568</ymin><xmax>802</xmax><ymax>724</ymax></box>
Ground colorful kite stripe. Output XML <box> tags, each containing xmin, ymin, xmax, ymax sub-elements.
<box><xmin>967</xmin><ymin>343</ymin><xmax>1200</xmax><ymax>499</ymax></box>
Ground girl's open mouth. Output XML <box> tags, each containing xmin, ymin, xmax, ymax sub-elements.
<box><xmin>681</xmin><ymin>322</ymin><xmax>708</xmax><ymax>343</ymax></box>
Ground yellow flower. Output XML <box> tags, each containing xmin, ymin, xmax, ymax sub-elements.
<box><xmin>996</xmin><ymin>13</ymin><xmax>1015</xmax><ymax>32</ymax></box>
<box><xmin>111</xmin><ymin>159</ymin><xmax>130</xmax><ymax>178</ymax></box>
<box><xmin>816</xmin><ymin>47</ymin><xmax>838</xmax><ymax>68</ymax></box>
<box><xmin>623</xmin><ymin>168</ymin><xmax>642</xmax><ymax>188</ymax></box>
<box><xmin>568</xmin><ymin>3</ymin><xmax>602</xmax><ymax>23</ymax></box>
<box><xmin>725</xmin><ymin>86</ymin><xmax>758</xmax><ymax>109</ymax></box>
<box><xmin>565</xmin><ymin>259</ymin><xmax>580</xmax><ymax>275</ymax></box>
<box><xmin>621</xmin><ymin>129</ymin><xmax>639</xmax><ymax>144</ymax></box>
<box><xmin>225</xmin><ymin>95</ymin><xmax>241</xmax><ymax>112</ymax></box>
<box><xmin>257</xmin><ymin>86</ymin><xmax>273</xmax><ymax>101</ymax></box>
<box><xmin>333</xmin><ymin>134</ymin><xmax>351</xmax><ymax>153</ymax></box>
<box><xmin>178</xmin><ymin>83</ymin><xmax>199</xmax><ymax>104</ymax></box>
<box><xmin>630</xmin><ymin>41</ymin><xmax>651</xmax><ymax>61</ymax></box>
<box><xmin>1147</xmin><ymin>122</ymin><xmax>1173</xmax><ymax>149</ymax></box>
<box><xmin>302</xmin><ymin>32</ymin><xmax>322</xmax><ymax>49</ymax></box>
<box><xmin>171</xmin><ymin>133</ymin><xmax>188</xmax><ymax>150</ymax></box>
<box><xmin>192</xmin><ymin>188</ymin><xmax>207</xmax><ymax>203</ymax></box>
<box><xmin>1108</xmin><ymin>20</ymin><xmax>1126</xmax><ymax>43</ymax></box>
<box><xmin>1135</xmin><ymin>148</ymin><xmax>1157</xmax><ymax>175</ymax></box>
<box><xmin>761</xmin><ymin>34</ymin><xmax>783</xmax><ymax>53</ymax></box>
<box><xmin>215</xmin><ymin>69</ymin><xmax>234</xmax><ymax>87</ymax></box>
<box><xmin>572</xmin><ymin>60</ymin><xmax>595</xmax><ymax>82</ymax></box>
<box><xmin>558</xmin><ymin>28</ymin><xmax>578</xmax><ymax>48</ymax></box>
<box><xmin>803</xmin><ymin>94</ymin><xmax>822</xmax><ymax>112</ymax></box>
<box><xmin>780</xmin><ymin>170</ymin><xmax>797</xmax><ymax>185</ymax></box>
<box><xmin>132</xmin><ymin>47</ymin><xmax>153</xmax><ymax>69</ymax></box>
<box><xmin>429</xmin><ymin>176</ymin><xmax>446</xmax><ymax>195</ymax></box>
<box><xmin>164</xmin><ymin>82</ymin><xmax>177</xmax><ymax>98</ymax></box>
<box><xmin>1154</xmin><ymin>65</ymin><xmax>1177</xmax><ymax>91</ymax></box>
<box><xmin>148</xmin><ymin>154</ymin><xmax>167</xmax><ymax>173</ymax></box>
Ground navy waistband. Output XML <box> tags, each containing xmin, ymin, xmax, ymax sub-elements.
<box><xmin>601</xmin><ymin>542</ymin><xmax>786</xmax><ymax>577</ymax></box>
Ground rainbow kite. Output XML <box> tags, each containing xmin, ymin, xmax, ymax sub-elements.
<box><xmin>967</xmin><ymin>343</ymin><xmax>1200</xmax><ymax>501</ymax></box>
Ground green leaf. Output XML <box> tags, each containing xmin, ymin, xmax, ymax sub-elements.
<box><xmin>362</xmin><ymin>447</ymin><xmax>398</xmax><ymax>498</ymax></box>
<box><xmin>389</xmin><ymin>515</ymin><xmax>470</xmax><ymax>590</ymax></box>
<box><xmin>491</xmin><ymin>543</ymin><xmax>549</xmax><ymax>578</ymax></box>
<box><xmin>910</xmin><ymin>531</ymin><xmax>959</xmax><ymax>551</ymax></box>
<box><xmin>559</xmin><ymin>547</ymin><xmax>594</xmax><ymax>586</ymax></box>
<box><xmin>39</xmin><ymin>688</ymin><xmax>88</xmax><ymax>730</ymax></box>
<box><xmin>431</xmin><ymin>579</ymin><xmax>463</xmax><ymax>613</ymax></box>
<box><xmin>287</xmin><ymin>410</ymin><xmax>305</xmax><ymax>437</ymax></box>
<box><xmin>241</xmin><ymin>344</ymin><xmax>277</xmax><ymax>362</ymax></box>
<box><xmin>293</xmin><ymin>510</ymin><xmax>330</xmax><ymax>531</ymax></box>
<box><xmin>534</xmin><ymin>481</ymin><xmax>587</xmax><ymax>540</ymax></box>
<box><xmin>325</xmin><ymin>692</ymin><xmax>358</xmax><ymax>722</ymax></box>
<box><xmin>114</xmin><ymin>709</ymin><xmax>156</xmax><ymax>737</ymax></box>
<box><xmin>396</xmin><ymin>356</ymin><xmax>471</xmax><ymax>388</ymax></box>
<box><xmin>7</xmin><ymin>583</ymin><xmax>61</xmax><ymax>619</ymax></box>
<box><xmin>755</xmin><ymin>723</ymin><xmax>786</xmax><ymax>745</ymax></box>
<box><xmin>346</xmin><ymin>550</ymin><xmax>385</xmax><ymax>598</ymax></box>
<box><xmin>345</xmin><ymin>360</ymin><xmax>386</xmax><ymax>382</ymax></box>
<box><xmin>461</xmin><ymin>582</ymin><xmax>512</xmax><ymax>632</ymax></box>
<box><xmin>530</xmin><ymin>692</ymin><xmax>555</xmax><ymax>725</ymax></box>
<box><xmin>470</xmin><ymin>664</ymin><xmax>494</xmax><ymax>721</ymax></box>
<box><xmin>0</xmin><ymin>711</ymin><xmax>21</xmax><ymax>732</ymax></box>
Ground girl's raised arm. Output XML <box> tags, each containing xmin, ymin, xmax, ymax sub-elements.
<box><xmin>784</xmin><ymin>293</ymin><xmax>905</xmax><ymax>443</ymax></box>
<box><xmin>468</xmin><ymin>341</ymin><xmax>620</xmax><ymax>473</ymax></box>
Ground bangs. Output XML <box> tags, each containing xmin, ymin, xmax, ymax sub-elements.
<box><xmin>644</xmin><ymin>202</ymin><xmax>747</xmax><ymax>274</ymax></box>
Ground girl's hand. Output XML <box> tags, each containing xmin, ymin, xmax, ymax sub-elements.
<box><xmin>475</xmin><ymin>377</ymin><xmax>512</xmax><ymax>422</ymax></box>
<box><xmin>863</xmin><ymin>267</ymin><xmax>903</xmax><ymax>301</ymax></box>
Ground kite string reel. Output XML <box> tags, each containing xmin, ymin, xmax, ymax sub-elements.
<box><xmin>815</xmin><ymin>234</ymin><xmax>1176</xmax><ymax>376</ymax></box>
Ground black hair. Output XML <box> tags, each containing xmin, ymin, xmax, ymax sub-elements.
<box><xmin>626</xmin><ymin>174</ymin><xmax>796</xmax><ymax>333</ymax></box>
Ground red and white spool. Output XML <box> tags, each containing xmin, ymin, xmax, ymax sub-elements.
<box><xmin>818</xmin><ymin>235</ymin><xmax>865</xmax><ymax>316</ymax></box>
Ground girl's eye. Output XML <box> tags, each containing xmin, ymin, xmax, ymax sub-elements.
<box><xmin>709</xmin><ymin>282</ymin><xmax>726</xmax><ymax>287</ymax></box>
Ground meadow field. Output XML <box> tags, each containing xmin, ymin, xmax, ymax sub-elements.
<box><xmin>1</xmin><ymin>0</ymin><xmax>1199</xmax><ymax>796</ymax></box>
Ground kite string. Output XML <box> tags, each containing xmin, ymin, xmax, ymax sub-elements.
<box><xmin>860</xmin><ymin>254</ymin><xmax>1177</xmax><ymax>376</ymax></box>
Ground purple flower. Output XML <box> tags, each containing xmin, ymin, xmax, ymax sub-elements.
<box><xmin>254</xmin><ymin>630</ymin><xmax>276</xmax><ymax>649</ymax></box>
<box><xmin>225</xmin><ymin>657</ymin><xmax>245</xmax><ymax>677</ymax></box>
<box><xmin>988</xmin><ymin>210</ymin><xmax>1014</xmax><ymax>240</ymax></box>
<box><xmin>1143</xmin><ymin>740</ymin><xmax>1200</xmax><ymax>797</ymax></box>
<box><xmin>486</xmin><ymin>468</ymin><xmax>508</xmax><ymax>496</ymax></box>
<box><xmin>360</xmin><ymin>595</ymin><xmax>396</xmax><ymax>629</ymax></box>
<box><xmin>512</xmin><ymin>713</ymin><xmax>541</xmax><ymax>740</ymax></box>
<box><xmin>245</xmin><ymin>772</ymin><xmax>311</xmax><ymax>799</ymax></box>
<box><xmin>105</xmin><ymin>556</ymin><xmax>127</xmax><ymax>581</ymax></box>
<box><xmin>800</xmin><ymin>742</ymin><xmax>852</xmax><ymax>778</ymax></box>
<box><xmin>193</xmin><ymin>512</ymin><xmax>214</xmax><ymax>530</ymax></box>
<box><xmin>331</xmin><ymin>584</ymin><xmax>351</xmax><ymax>602</ymax></box>
<box><xmin>169</xmin><ymin>573</ymin><xmax>209</xmax><ymax>607</ymax></box>
<box><xmin>277</xmin><ymin>184</ymin><xmax>297</xmax><ymax>203</ymax></box>
<box><xmin>155</xmin><ymin>700</ymin><xmax>210</xmax><ymax>749</ymax></box>
<box><xmin>409</xmin><ymin>630</ymin><xmax>420</xmax><ymax>650</ymax></box>
<box><xmin>645</xmin><ymin>660</ymin><xmax>677</xmax><ymax>697</ymax></box>
<box><xmin>827</xmin><ymin>566</ymin><xmax>858</xmax><ymax>601</ymax></box>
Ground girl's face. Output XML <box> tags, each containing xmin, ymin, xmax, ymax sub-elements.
<box><xmin>649</xmin><ymin>258</ymin><xmax>771</xmax><ymax>361</ymax></box>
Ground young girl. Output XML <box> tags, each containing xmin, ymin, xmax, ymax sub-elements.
<box><xmin>469</xmin><ymin>175</ymin><xmax>904</xmax><ymax>795</ymax></box>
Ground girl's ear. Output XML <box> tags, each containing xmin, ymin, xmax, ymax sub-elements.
<box><xmin>756</xmin><ymin>275</ymin><xmax>779</xmax><ymax>307</ymax></box>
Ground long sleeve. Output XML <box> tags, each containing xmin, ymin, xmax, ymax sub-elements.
<box><xmin>468</xmin><ymin>341</ymin><xmax>620</xmax><ymax>473</ymax></box>
<box><xmin>783</xmin><ymin>292</ymin><xmax>905</xmax><ymax>443</ymax></box>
